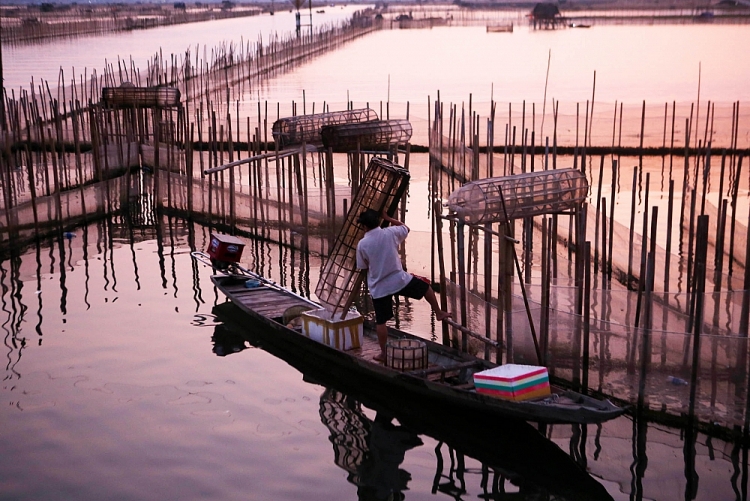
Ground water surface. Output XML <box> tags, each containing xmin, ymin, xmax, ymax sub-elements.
<box><xmin>3</xmin><ymin>12</ymin><xmax>750</xmax><ymax>501</ymax></box>
<box><xmin>0</xmin><ymin>209</ymin><xmax>745</xmax><ymax>501</ymax></box>
<box><xmin>6</xmin><ymin>14</ymin><xmax>750</xmax><ymax>107</ymax></box>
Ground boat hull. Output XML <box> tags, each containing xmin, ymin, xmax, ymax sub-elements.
<box><xmin>209</xmin><ymin>274</ymin><xmax>626</xmax><ymax>425</ymax></box>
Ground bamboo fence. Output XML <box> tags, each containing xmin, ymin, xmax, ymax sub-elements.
<box><xmin>429</xmin><ymin>94</ymin><xmax>750</xmax><ymax>429</ymax></box>
<box><xmin>2</xmin><ymin>7</ymin><xmax>750</xmax><ymax>431</ymax></box>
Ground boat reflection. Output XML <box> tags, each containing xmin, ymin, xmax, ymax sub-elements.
<box><xmin>212</xmin><ymin>302</ymin><xmax>614</xmax><ymax>501</ymax></box>
<box><xmin>209</xmin><ymin>318</ymin><xmax>251</xmax><ymax>356</ymax></box>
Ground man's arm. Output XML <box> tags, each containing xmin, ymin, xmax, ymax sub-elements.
<box><xmin>381</xmin><ymin>210</ymin><xmax>405</xmax><ymax>227</ymax></box>
<box><xmin>356</xmin><ymin>242</ymin><xmax>368</xmax><ymax>270</ymax></box>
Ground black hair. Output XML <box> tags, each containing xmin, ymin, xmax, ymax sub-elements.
<box><xmin>356</xmin><ymin>209</ymin><xmax>380</xmax><ymax>230</ymax></box>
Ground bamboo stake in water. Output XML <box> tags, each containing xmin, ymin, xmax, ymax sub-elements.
<box><xmin>583</xmin><ymin>241</ymin><xmax>591</xmax><ymax>395</ymax></box>
<box><xmin>483</xmin><ymin>221</ymin><xmax>493</xmax><ymax>361</ymax></box>
<box><xmin>735</xmin><ymin>203</ymin><xmax>750</xmax><ymax>386</ymax></box>
<box><xmin>728</xmin><ymin>156</ymin><xmax>744</xmax><ymax>276</ymax></box>
<box><xmin>593</xmin><ymin>155</ymin><xmax>604</xmax><ymax>274</ymax></box>
<box><xmin>688</xmin><ymin>215</ymin><xmax>709</xmax><ymax>425</ymax></box>
<box><xmin>540</xmin><ymin>217</ymin><xmax>550</xmax><ymax>367</ymax></box>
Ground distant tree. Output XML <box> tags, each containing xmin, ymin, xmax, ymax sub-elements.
<box><xmin>174</xmin><ymin>2</ymin><xmax>186</xmax><ymax>9</ymax></box>
<box><xmin>40</xmin><ymin>3</ymin><xmax>54</xmax><ymax>12</ymax></box>
<box><xmin>221</xmin><ymin>1</ymin><xmax>235</xmax><ymax>10</ymax></box>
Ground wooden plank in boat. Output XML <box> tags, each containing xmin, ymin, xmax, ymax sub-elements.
<box><xmin>225</xmin><ymin>285</ymin><xmax>314</xmax><ymax>319</ymax></box>
<box><xmin>357</xmin><ymin>338</ymin><xmax>382</xmax><ymax>361</ymax></box>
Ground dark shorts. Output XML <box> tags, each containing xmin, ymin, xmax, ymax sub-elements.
<box><xmin>372</xmin><ymin>275</ymin><xmax>430</xmax><ymax>325</ymax></box>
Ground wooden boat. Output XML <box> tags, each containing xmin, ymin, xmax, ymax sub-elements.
<box><xmin>200</xmin><ymin>259</ymin><xmax>627</xmax><ymax>425</ymax></box>
<box><xmin>486</xmin><ymin>23</ymin><xmax>514</xmax><ymax>33</ymax></box>
<box><xmin>212</xmin><ymin>300</ymin><xmax>616</xmax><ymax>501</ymax></box>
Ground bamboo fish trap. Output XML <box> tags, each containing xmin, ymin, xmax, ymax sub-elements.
<box><xmin>315</xmin><ymin>157</ymin><xmax>410</xmax><ymax>316</ymax></box>
<box><xmin>271</xmin><ymin>108</ymin><xmax>378</xmax><ymax>148</ymax></box>
<box><xmin>447</xmin><ymin>168</ymin><xmax>588</xmax><ymax>224</ymax></box>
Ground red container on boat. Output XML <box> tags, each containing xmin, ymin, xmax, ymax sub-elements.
<box><xmin>207</xmin><ymin>233</ymin><xmax>245</xmax><ymax>264</ymax></box>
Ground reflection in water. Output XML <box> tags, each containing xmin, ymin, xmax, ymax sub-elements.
<box><xmin>2</xmin><ymin>255</ymin><xmax>23</xmax><ymax>385</ymax></box>
<box><xmin>2</xmin><ymin>214</ymin><xmax>750</xmax><ymax>500</ymax></box>
<box><xmin>312</xmin><ymin>375</ymin><xmax>614</xmax><ymax>501</ymax></box>
<box><xmin>210</xmin><ymin>322</ymin><xmax>251</xmax><ymax>357</ymax></box>
<box><xmin>357</xmin><ymin>413</ymin><xmax>422</xmax><ymax>500</ymax></box>
<box><xmin>318</xmin><ymin>389</ymin><xmax>370</xmax><ymax>484</ymax></box>
<box><xmin>320</xmin><ymin>389</ymin><xmax>422</xmax><ymax>501</ymax></box>
<box><xmin>319</xmin><ymin>387</ymin><xmax>418</xmax><ymax>500</ymax></box>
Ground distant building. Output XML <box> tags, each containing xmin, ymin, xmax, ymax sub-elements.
<box><xmin>530</xmin><ymin>3</ymin><xmax>562</xmax><ymax>29</ymax></box>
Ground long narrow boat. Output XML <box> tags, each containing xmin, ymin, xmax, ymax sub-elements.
<box><xmin>212</xmin><ymin>300</ymin><xmax>616</xmax><ymax>501</ymax></box>
<box><xmin>204</xmin><ymin>265</ymin><xmax>627</xmax><ymax>425</ymax></box>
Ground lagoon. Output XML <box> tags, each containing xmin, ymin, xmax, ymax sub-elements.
<box><xmin>3</xmin><ymin>9</ymin><xmax>750</xmax><ymax>501</ymax></box>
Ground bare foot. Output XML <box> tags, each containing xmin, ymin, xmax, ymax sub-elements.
<box><xmin>374</xmin><ymin>354</ymin><xmax>386</xmax><ymax>363</ymax></box>
<box><xmin>436</xmin><ymin>311</ymin><xmax>452</xmax><ymax>322</ymax></box>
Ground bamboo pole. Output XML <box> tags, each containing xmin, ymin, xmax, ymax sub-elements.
<box><xmin>540</xmin><ymin>218</ymin><xmax>550</xmax><ymax>367</ymax></box>
<box><xmin>593</xmin><ymin>155</ymin><xmax>604</xmax><ymax>274</ymax></box>
<box><xmin>735</xmin><ymin>203</ymin><xmax>750</xmax><ymax>385</ymax></box>
<box><xmin>228</xmin><ymin>116</ymin><xmax>236</xmax><ymax>230</ymax></box>
<box><xmin>688</xmin><ymin>215</ymin><xmax>710</xmax><ymax>423</ymax></box>
<box><xmin>583</xmin><ymin>241</ymin><xmax>591</xmax><ymax>394</ymax></box>
<box><xmin>728</xmin><ymin>156</ymin><xmax>744</xmax><ymax>276</ymax></box>
<box><xmin>483</xmin><ymin>222</ymin><xmax>493</xmax><ymax>361</ymax></box>
<box><xmin>154</xmin><ymin>107</ymin><xmax>162</xmax><ymax>210</ymax></box>
<box><xmin>187</xmin><ymin>123</ymin><xmax>194</xmax><ymax>214</ymax></box>
<box><xmin>627</xmin><ymin>169</ymin><xmax>638</xmax><ymax>289</ymax></box>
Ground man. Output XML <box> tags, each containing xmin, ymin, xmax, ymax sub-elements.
<box><xmin>355</xmin><ymin>208</ymin><xmax>451</xmax><ymax>362</ymax></box>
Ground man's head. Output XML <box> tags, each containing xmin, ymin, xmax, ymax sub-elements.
<box><xmin>356</xmin><ymin>209</ymin><xmax>380</xmax><ymax>230</ymax></box>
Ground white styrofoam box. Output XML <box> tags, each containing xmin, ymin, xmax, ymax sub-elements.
<box><xmin>301</xmin><ymin>308</ymin><xmax>363</xmax><ymax>351</ymax></box>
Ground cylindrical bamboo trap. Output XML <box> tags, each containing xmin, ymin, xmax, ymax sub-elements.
<box><xmin>101</xmin><ymin>86</ymin><xmax>181</xmax><ymax>108</ymax></box>
<box><xmin>447</xmin><ymin>168</ymin><xmax>588</xmax><ymax>224</ymax></box>
<box><xmin>387</xmin><ymin>339</ymin><xmax>428</xmax><ymax>371</ymax></box>
<box><xmin>315</xmin><ymin>156</ymin><xmax>410</xmax><ymax>315</ymax></box>
<box><xmin>321</xmin><ymin>119</ymin><xmax>412</xmax><ymax>151</ymax></box>
<box><xmin>271</xmin><ymin>108</ymin><xmax>378</xmax><ymax>148</ymax></box>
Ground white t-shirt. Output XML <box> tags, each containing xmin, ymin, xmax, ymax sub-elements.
<box><xmin>356</xmin><ymin>225</ymin><xmax>412</xmax><ymax>299</ymax></box>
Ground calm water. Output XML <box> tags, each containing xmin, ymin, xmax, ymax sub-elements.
<box><xmin>1</xmin><ymin>209</ymin><xmax>744</xmax><ymax>501</ymax></box>
<box><xmin>4</xmin><ymin>12</ymin><xmax>750</xmax><ymax>501</ymax></box>
<box><xmin>3</xmin><ymin>6</ymin><xmax>364</xmax><ymax>92</ymax></box>
<box><xmin>7</xmin><ymin>13</ymin><xmax>750</xmax><ymax>106</ymax></box>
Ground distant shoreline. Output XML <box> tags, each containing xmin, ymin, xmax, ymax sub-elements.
<box><xmin>1</xmin><ymin>3</ymin><xmax>267</xmax><ymax>45</ymax></box>
<box><xmin>3</xmin><ymin>1</ymin><xmax>749</xmax><ymax>46</ymax></box>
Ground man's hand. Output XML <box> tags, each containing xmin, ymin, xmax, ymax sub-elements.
<box><xmin>380</xmin><ymin>210</ymin><xmax>404</xmax><ymax>226</ymax></box>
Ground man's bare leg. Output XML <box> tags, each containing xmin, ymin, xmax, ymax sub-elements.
<box><xmin>375</xmin><ymin>323</ymin><xmax>388</xmax><ymax>362</ymax></box>
<box><xmin>424</xmin><ymin>287</ymin><xmax>452</xmax><ymax>321</ymax></box>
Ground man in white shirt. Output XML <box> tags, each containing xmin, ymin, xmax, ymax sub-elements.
<box><xmin>356</xmin><ymin>209</ymin><xmax>451</xmax><ymax>362</ymax></box>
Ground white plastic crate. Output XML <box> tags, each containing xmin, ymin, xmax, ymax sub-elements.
<box><xmin>301</xmin><ymin>309</ymin><xmax>363</xmax><ymax>351</ymax></box>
